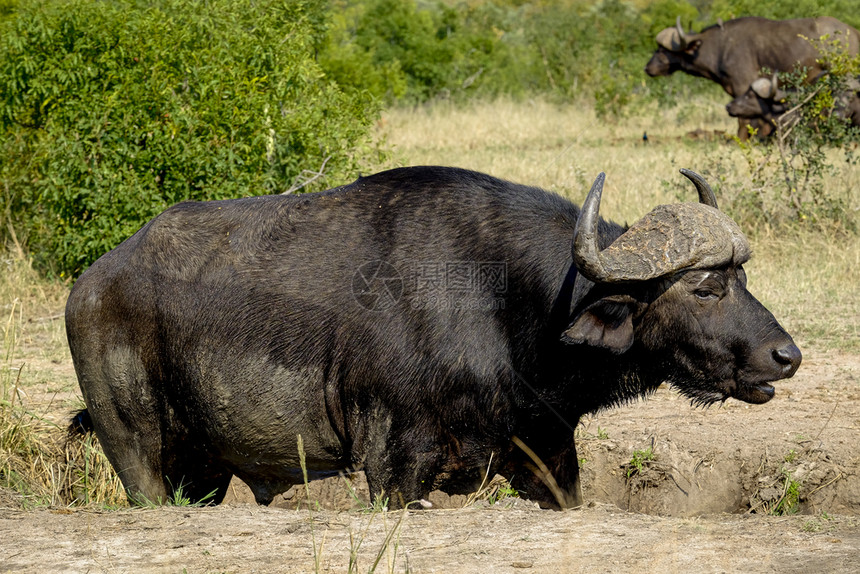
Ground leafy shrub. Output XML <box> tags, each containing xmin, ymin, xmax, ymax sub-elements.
<box><xmin>625</xmin><ymin>446</ymin><xmax>655</xmax><ymax>479</ymax></box>
<box><xmin>0</xmin><ymin>0</ymin><xmax>380</xmax><ymax>278</ymax></box>
<box><xmin>524</xmin><ymin>0</ymin><xmax>649</xmax><ymax>113</ymax></box>
<box><xmin>710</xmin><ymin>0</ymin><xmax>860</xmax><ymax>30</ymax></box>
<box><xmin>321</xmin><ymin>0</ymin><xmax>525</xmax><ymax>103</ymax></box>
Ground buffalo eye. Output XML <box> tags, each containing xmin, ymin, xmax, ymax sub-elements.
<box><xmin>684</xmin><ymin>270</ymin><xmax>727</xmax><ymax>302</ymax></box>
<box><xmin>694</xmin><ymin>288</ymin><xmax>719</xmax><ymax>301</ymax></box>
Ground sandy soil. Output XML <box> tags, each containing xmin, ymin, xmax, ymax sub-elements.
<box><xmin>2</xmin><ymin>334</ymin><xmax>859</xmax><ymax>572</ymax></box>
<box><xmin>2</xmin><ymin>500</ymin><xmax>859</xmax><ymax>573</ymax></box>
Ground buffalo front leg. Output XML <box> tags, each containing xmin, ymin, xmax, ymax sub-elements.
<box><xmin>362</xmin><ymin>448</ymin><xmax>442</xmax><ymax>509</ymax></box>
<box><xmin>351</xmin><ymin>410</ymin><xmax>441</xmax><ymax>509</ymax></box>
<box><xmin>510</xmin><ymin>435</ymin><xmax>582</xmax><ymax>510</ymax></box>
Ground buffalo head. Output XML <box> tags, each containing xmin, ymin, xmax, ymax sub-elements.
<box><xmin>645</xmin><ymin>17</ymin><xmax>702</xmax><ymax>78</ymax></box>
<box><xmin>726</xmin><ymin>74</ymin><xmax>789</xmax><ymax>121</ymax></box>
<box><xmin>565</xmin><ymin>169</ymin><xmax>801</xmax><ymax>405</ymax></box>
<box><xmin>644</xmin><ymin>48</ymin><xmax>682</xmax><ymax>77</ymax></box>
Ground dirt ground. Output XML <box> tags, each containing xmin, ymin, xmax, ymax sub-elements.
<box><xmin>1</xmin><ymin>347</ymin><xmax>859</xmax><ymax>573</ymax></box>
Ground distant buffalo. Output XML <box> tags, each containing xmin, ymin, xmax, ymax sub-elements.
<box><xmin>725</xmin><ymin>74</ymin><xmax>792</xmax><ymax>126</ymax></box>
<box><xmin>727</xmin><ymin>72</ymin><xmax>860</xmax><ymax>129</ymax></box>
<box><xmin>67</xmin><ymin>166</ymin><xmax>801</xmax><ymax>509</ymax></box>
<box><xmin>646</xmin><ymin>16</ymin><xmax>860</xmax><ymax>139</ymax></box>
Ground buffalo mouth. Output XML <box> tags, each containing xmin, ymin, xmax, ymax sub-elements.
<box><xmin>672</xmin><ymin>376</ymin><xmax>777</xmax><ymax>406</ymax></box>
<box><xmin>729</xmin><ymin>381</ymin><xmax>775</xmax><ymax>404</ymax></box>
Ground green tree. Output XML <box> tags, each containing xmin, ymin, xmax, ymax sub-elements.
<box><xmin>321</xmin><ymin>0</ymin><xmax>522</xmax><ymax>103</ymax></box>
<box><xmin>0</xmin><ymin>0</ymin><xmax>380</xmax><ymax>278</ymax></box>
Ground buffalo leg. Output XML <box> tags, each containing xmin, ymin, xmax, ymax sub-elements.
<box><xmin>162</xmin><ymin>443</ymin><xmax>233</xmax><ymax>504</ymax></box>
<box><xmin>76</xmin><ymin>373</ymin><xmax>169</xmax><ymax>503</ymax></box>
<box><xmin>354</xmin><ymin>413</ymin><xmax>441</xmax><ymax>508</ymax></box>
<box><xmin>363</xmin><ymin>449</ymin><xmax>441</xmax><ymax>509</ymax></box>
<box><xmin>510</xmin><ymin>435</ymin><xmax>582</xmax><ymax>510</ymax></box>
<box><xmin>88</xmin><ymin>403</ymin><xmax>169</xmax><ymax>505</ymax></box>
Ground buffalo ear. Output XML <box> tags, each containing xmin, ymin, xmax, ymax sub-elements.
<box><xmin>683</xmin><ymin>39</ymin><xmax>702</xmax><ymax>54</ymax></box>
<box><xmin>561</xmin><ymin>295</ymin><xmax>637</xmax><ymax>354</ymax></box>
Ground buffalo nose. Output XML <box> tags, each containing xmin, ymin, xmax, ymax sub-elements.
<box><xmin>772</xmin><ymin>344</ymin><xmax>802</xmax><ymax>377</ymax></box>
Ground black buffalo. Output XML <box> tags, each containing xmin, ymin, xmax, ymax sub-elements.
<box><xmin>66</xmin><ymin>166</ymin><xmax>801</xmax><ymax>509</ymax></box>
<box><xmin>727</xmin><ymin>73</ymin><xmax>860</xmax><ymax>129</ymax></box>
<box><xmin>645</xmin><ymin>16</ymin><xmax>860</xmax><ymax>140</ymax></box>
<box><xmin>725</xmin><ymin>74</ymin><xmax>791</xmax><ymax>125</ymax></box>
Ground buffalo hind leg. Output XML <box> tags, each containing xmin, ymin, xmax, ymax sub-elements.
<box><xmin>163</xmin><ymin>466</ymin><xmax>233</xmax><ymax>505</ymax></box>
<box><xmin>68</xmin><ymin>407</ymin><xmax>168</xmax><ymax>504</ymax></box>
<box><xmin>95</xmin><ymin>417</ymin><xmax>169</xmax><ymax>506</ymax></box>
<box><xmin>72</xmin><ymin>344</ymin><xmax>171</xmax><ymax>505</ymax></box>
<box><xmin>161</xmin><ymin>438</ymin><xmax>234</xmax><ymax>505</ymax></box>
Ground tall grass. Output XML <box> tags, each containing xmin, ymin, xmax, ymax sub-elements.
<box><xmin>1</xmin><ymin>296</ymin><xmax>66</xmax><ymax>506</ymax></box>
<box><xmin>1</xmin><ymin>255</ymin><xmax>125</xmax><ymax>508</ymax></box>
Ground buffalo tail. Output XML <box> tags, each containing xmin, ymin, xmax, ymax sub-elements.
<box><xmin>68</xmin><ymin>408</ymin><xmax>93</xmax><ymax>437</ymax></box>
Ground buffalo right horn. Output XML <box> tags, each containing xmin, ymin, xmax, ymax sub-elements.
<box><xmin>571</xmin><ymin>172</ymin><xmax>608</xmax><ymax>282</ymax></box>
<box><xmin>751</xmin><ymin>76</ymin><xmax>776</xmax><ymax>99</ymax></box>
<box><xmin>676</xmin><ymin>16</ymin><xmax>688</xmax><ymax>47</ymax></box>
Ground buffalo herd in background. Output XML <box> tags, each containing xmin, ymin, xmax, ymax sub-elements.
<box><xmin>646</xmin><ymin>16</ymin><xmax>860</xmax><ymax>139</ymax></box>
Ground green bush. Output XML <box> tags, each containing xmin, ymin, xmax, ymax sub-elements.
<box><xmin>321</xmin><ymin>0</ymin><xmax>524</xmax><ymax>103</ymax></box>
<box><xmin>0</xmin><ymin>0</ymin><xmax>380</xmax><ymax>278</ymax></box>
<box><xmin>321</xmin><ymin>0</ymin><xmax>850</xmax><ymax>114</ymax></box>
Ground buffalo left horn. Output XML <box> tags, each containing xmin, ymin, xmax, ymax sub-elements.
<box><xmin>572</xmin><ymin>170</ymin><xmax>750</xmax><ymax>283</ymax></box>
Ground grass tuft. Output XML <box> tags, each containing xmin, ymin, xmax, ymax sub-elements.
<box><xmin>625</xmin><ymin>447</ymin><xmax>656</xmax><ymax>479</ymax></box>
<box><xmin>2</xmin><ymin>254</ymin><xmax>124</xmax><ymax>509</ymax></box>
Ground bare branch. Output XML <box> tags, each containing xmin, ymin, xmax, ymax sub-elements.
<box><xmin>282</xmin><ymin>155</ymin><xmax>332</xmax><ymax>195</ymax></box>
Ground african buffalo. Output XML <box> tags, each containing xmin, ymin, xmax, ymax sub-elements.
<box><xmin>725</xmin><ymin>74</ymin><xmax>791</xmax><ymax>127</ymax></box>
<box><xmin>66</xmin><ymin>166</ymin><xmax>801</xmax><ymax>509</ymax></box>
<box><xmin>727</xmin><ymin>73</ymin><xmax>860</xmax><ymax>129</ymax></box>
<box><xmin>645</xmin><ymin>16</ymin><xmax>860</xmax><ymax>139</ymax></box>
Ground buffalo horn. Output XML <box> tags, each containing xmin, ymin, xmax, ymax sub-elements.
<box><xmin>751</xmin><ymin>76</ymin><xmax>775</xmax><ymax>99</ymax></box>
<box><xmin>571</xmin><ymin>172</ymin><xmax>608</xmax><ymax>282</ymax></box>
<box><xmin>679</xmin><ymin>168</ymin><xmax>718</xmax><ymax>209</ymax></box>
<box><xmin>676</xmin><ymin>16</ymin><xmax>688</xmax><ymax>46</ymax></box>
<box><xmin>572</xmin><ymin>170</ymin><xmax>750</xmax><ymax>284</ymax></box>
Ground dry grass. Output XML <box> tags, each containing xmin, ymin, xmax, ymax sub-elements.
<box><xmin>749</xmin><ymin>229</ymin><xmax>860</xmax><ymax>351</ymax></box>
<box><xmin>2</xmin><ymin>256</ymin><xmax>124</xmax><ymax>508</ymax></box>
<box><xmin>373</xmin><ymin>96</ymin><xmax>737</xmax><ymax>222</ymax></box>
